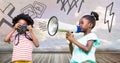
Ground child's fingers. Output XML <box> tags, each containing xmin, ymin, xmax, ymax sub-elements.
<box><xmin>66</xmin><ymin>33</ymin><xmax>69</xmax><ymax>38</ymax></box>
<box><xmin>14</xmin><ymin>23</ymin><xmax>19</xmax><ymax>29</ymax></box>
<box><xmin>66</xmin><ymin>32</ymin><xmax>69</xmax><ymax>37</ymax></box>
<box><xmin>16</xmin><ymin>23</ymin><xmax>21</xmax><ymax>28</ymax></box>
<box><xmin>27</xmin><ymin>25</ymin><xmax>33</xmax><ymax>31</ymax></box>
<box><xmin>66</xmin><ymin>32</ymin><xmax>71</xmax><ymax>36</ymax></box>
<box><xmin>16</xmin><ymin>23</ymin><xmax>20</xmax><ymax>27</ymax></box>
<box><xmin>66</xmin><ymin>32</ymin><xmax>72</xmax><ymax>39</ymax></box>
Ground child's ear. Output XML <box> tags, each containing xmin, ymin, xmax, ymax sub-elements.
<box><xmin>88</xmin><ymin>23</ymin><xmax>93</xmax><ymax>29</ymax></box>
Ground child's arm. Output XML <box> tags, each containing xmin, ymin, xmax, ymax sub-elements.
<box><xmin>4</xmin><ymin>28</ymin><xmax>16</xmax><ymax>43</ymax></box>
<box><xmin>69</xmin><ymin>42</ymin><xmax>73</xmax><ymax>54</ymax></box>
<box><xmin>27</xmin><ymin>25</ymin><xmax>39</xmax><ymax>47</ymax></box>
<box><xmin>66</xmin><ymin>32</ymin><xmax>94</xmax><ymax>52</ymax></box>
<box><xmin>4</xmin><ymin>23</ymin><xmax>20</xmax><ymax>43</ymax></box>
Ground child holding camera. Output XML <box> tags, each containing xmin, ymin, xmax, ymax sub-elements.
<box><xmin>66</xmin><ymin>12</ymin><xmax>100</xmax><ymax>63</ymax></box>
<box><xmin>4</xmin><ymin>13</ymin><xmax>39</xmax><ymax>63</ymax></box>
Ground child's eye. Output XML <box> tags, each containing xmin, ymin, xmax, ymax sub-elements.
<box><xmin>80</xmin><ymin>21</ymin><xmax>83</xmax><ymax>24</ymax></box>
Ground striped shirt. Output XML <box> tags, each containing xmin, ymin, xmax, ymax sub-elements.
<box><xmin>10</xmin><ymin>33</ymin><xmax>33</xmax><ymax>62</ymax></box>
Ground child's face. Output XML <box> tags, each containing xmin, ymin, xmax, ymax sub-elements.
<box><xmin>18</xmin><ymin>19</ymin><xmax>27</xmax><ymax>25</ymax></box>
<box><xmin>79</xmin><ymin>18</ymin><xmax>92</xmax><ymax>32</ymax></box>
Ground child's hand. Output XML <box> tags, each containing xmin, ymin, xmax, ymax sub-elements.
<box><xmin>27</xmin><ymin>25</ymin><xmax>33</xmax><ymax>32</ymax></box>
<box><xmin>13</xmin><ymin>23</ymin><xmax>20</xmax><ymax>30</ymax></box>
<box><xmin>66</xmin><ymin>32</ymin><xmax>76</xmax><ymax>42</ymax></box>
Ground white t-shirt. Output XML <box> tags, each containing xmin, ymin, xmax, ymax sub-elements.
<box><xmin>70</xmin><ymin>33</ymin><xmax>100</xmax><ymax>63</ymax></box>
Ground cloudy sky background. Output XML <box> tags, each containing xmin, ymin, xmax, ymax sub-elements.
<box><xmin>0</xmin><ymin>0</ymin><xmax>120</xmax><ymax>52</ymax></box>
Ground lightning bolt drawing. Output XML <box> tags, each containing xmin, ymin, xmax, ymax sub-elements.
<box><xmin>104</xmin><ymin>2</ymin><xmax>115</xmax><ymax>33</ymax></box>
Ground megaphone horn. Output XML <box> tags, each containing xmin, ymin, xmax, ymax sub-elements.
<box><xmin>47</xmin><ymin>16</ymin><xmax>81</xmax><ymax>36</ymax></box>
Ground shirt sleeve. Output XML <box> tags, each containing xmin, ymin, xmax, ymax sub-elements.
<box><xmin>87</xmin><ymin>33</ymin><xmax>100</xmax><ymax>47</ymax></box>
<box><xmin>25</xmin><ymin>33</ymin><xmax>33</xmax><ymax>41</ymax></box>
<box><xmin>10</xmin><ymin>34</ymin><xmax>15</xmax><ymax>42</ymax></box>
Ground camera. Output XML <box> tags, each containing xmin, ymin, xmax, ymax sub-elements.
<box><xmin>17</xmin><ymin>24</ymin><xmax>27</xmax><ymax>34</ymax></box>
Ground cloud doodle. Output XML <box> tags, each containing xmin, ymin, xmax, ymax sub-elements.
<box><xmin>21</xmin><ymin>1</ymin><xmax>47</xmax><ymax>19</ymax></box>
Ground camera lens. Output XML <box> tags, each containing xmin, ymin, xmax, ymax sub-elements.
<box><xmin>17</xmin><ymin>25</ymin><xmax>27</xmax><ymax>34</ymax></box>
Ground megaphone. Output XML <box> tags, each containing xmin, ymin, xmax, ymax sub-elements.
<box><xmin>47</xmin><ymin>16</ymin><xmax>81</xmax><ymax>36</ymax></box>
